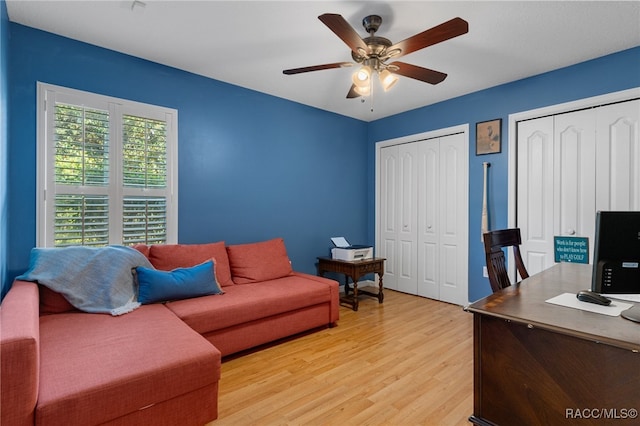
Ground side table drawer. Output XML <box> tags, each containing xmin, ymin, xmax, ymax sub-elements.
<box><xmin>358</xmin><ymin>261</ymin><xmax>383</xmax><ymax>274</ymax></box>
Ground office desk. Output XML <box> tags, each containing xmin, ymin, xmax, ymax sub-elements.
<box><xmin>467</xmin><ymin>263</ymin><xmax>640</xmax><ymax>426</ymax></box>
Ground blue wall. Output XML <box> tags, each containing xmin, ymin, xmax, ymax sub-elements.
<box><xmin>0</xmin><ymin>0</ymin><xmax>9</xmax><ymax>298</ymax></box>
<box><xmin>4</xmin><ymin>17</ymin><xmax>639</xmax><ymax>303</ymax></box>
<box><xmin>368</xmin><ymin>47</ymin><xmax>640</xmax><ymax>302</ymax></box>
<box><xmin>6</xmin><ymin>23</ymin><xmax>368</xmax><ymax>289</ymax></box>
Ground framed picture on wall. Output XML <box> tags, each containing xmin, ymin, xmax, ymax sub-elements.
<box><xmin>476</xmin><ymin>119</ymin><xmax>502</xmax><ymax>155</ymax></box>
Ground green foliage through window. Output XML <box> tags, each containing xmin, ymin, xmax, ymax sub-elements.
<box><xmin>54</xmin><ymin>104</ymin><xmax>109</xmax><ymax>186</ymax></box>
<box><xmin>123</xmin><ymin>115</ymin><xmax>167</xmax><ymax>188</ymax></box>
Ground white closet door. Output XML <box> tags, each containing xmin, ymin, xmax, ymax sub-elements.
<box><xmin>595</xmin><ymin>99</ymin><xmax>640</xmax><ymax>211</ymax></box>
<box><xmin>517</xmin><ymin>117</ymin><xmax>555</xmax><ymax>275</ymax></box>
<box><xmin>517</xmin><ymin>99</ymin><xmax>639</xmax><ymax>273</ymax></box>
<box><xmin>417</xmin><ymin>139</ymin><xmax>440</xmax><ymax>299</ymax></box>
<box><xmin>377</xmin><ymin>127</ymin><xmax>468</xmax><ymax>304</ymax></box>
<box><xmin>437</xmin><ymin>133</ymin><xmax>468</xmax><ymax>305</ymax></box>
<box><xmin>380</xmin><ymin>146</ymin><xmax>399</xmax><ymax>290</ymax></box>
<box><xmin>554</xmin><ymin>109</ymin><xmax>597</xmax><ymax>261</ymax></box>
<box><xmin>396</xmin><ymin>142</ymin><xmax>419</xmax><ymax>294</ymax></box>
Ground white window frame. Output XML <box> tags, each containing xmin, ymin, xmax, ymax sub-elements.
<box><xmin>36</xmin><ymin>82</ymin><xmax>178</xmax><ymax>247</ymax></box>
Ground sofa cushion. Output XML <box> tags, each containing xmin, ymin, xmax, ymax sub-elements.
<box><xmin>226</xmin><ymin>238</ymin><xmax>293</xmax><ymax>284</ymax></box>
<box><xmin>135</xmin><ymin>260</ymin><xmax>224</xmax><ymax>304</ymax></box>
<box><xmin>36</xmin><ymin>304</ymin><xmax>221</xmax><ymax>426</ymax></box>
<box><xmin>131</xmin><ymin>243</ymin><xmax>150</xmax><ymax>258</ymax></box>
<box><xmin>165</xmin><ymin>275</ymin><xmax>332</xmax><ymax>335</ymax></box>
<box><xmin>148</xmin><ymin>242</ymin><xmax>234</xmax><ymax>287</ymax></box>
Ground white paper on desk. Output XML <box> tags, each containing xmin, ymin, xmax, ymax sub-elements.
<box><xmin>545</xmin><ymin>293</ymin><xmax>633</xmax><ymax>316</ymax></box>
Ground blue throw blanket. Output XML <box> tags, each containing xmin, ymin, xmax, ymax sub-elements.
<box><xmin>17</xmin><ymin>245</ymin><xmax>153</xmax><ymax>316</ymax></box>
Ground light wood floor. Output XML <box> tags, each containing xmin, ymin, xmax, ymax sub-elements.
<box><xmin>208</xmin><ymin>289</ymin><xmax>474</xmax><ymax>425</ymax></box>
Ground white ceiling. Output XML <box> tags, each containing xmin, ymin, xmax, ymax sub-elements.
<box><xmin>7</xmin><ymin>1</ymin><xmax>640</xmax><ymax>121</ymax></box>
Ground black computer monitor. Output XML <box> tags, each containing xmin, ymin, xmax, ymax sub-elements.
<box><xmin>591</xmin><ymin>211</ymin><xmax>640</xmax><ymax>294</ymax></box>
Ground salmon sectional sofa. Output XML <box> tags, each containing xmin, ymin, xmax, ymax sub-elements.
<box><xmin>1</xmin><ymin>238</ymin><xmax>340</xmax><ymax>426</ymax></box>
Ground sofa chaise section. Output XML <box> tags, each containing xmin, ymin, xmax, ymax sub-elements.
<box><xmin>36</xmin><ymin>302</ymin><xmax>221</xmax><ymax>426</ymax></box>
<box><xmin>0</xmin><ymin>280</ymin><xmax>221</xmax><ymax>426</ymax></box>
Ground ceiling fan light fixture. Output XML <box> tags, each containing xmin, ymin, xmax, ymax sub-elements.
<box><xmin>379</xmin><ymin>69</ymin><xmax>399</xmax><ymax>91</ymax></box>
<box><xmin>352</xmin><ymin>65</ymin><xmax>372</xmax><ymax>87</ymax></box>
<box><xmin>354</xmin><ymin>84</ymin><xmax>371</xmax><ymax>96</ymax></box>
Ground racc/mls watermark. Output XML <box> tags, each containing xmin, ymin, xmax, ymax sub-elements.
<box><xmin>566</xmin><ymin>408</ymin><xmax>638</xmax><ymax>420</ymax></box>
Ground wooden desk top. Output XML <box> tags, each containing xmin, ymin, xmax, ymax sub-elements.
<box><xmin>467</xmin><ymin>263</ymin><xmax>640</xmax><ymax>351</ymax></box>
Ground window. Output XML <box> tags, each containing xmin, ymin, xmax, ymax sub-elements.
<box><xmin>37</xmin><ymin>83</ymin><xmax>178</xmax><ymax>247</ymax></box>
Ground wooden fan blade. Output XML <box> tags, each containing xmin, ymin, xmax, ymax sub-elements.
<box><xmin>283</xmin><ymin>62</ymin><xmax>353</xmax><ymax>75</ymax></box>
<box><xmin>346</xmin><ymin>84</ymin><xmax>361</xmax><ymax>99</ymax></box>
<box><xmin>388</xmin><ymin>17</ymin><xmax>468</xmax><ymax>58</ymax></box>
<box><xmin>319</xmin><ymin>13</ymin><xmax>369</xmax><ymax>55</ymax></box>
<box><xmin>390</xmin><ymin>62</ymin><xmax>448</xmax><ymax>85</ymax></box>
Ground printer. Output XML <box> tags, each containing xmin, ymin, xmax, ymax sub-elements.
<box><xmin>330</xmin><ymin>237</ymin><xmax>373</xmax><ymax>261</ymax></box>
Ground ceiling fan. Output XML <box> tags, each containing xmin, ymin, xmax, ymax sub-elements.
<box><xmin>283</xmin><ymin>13</ymin><xmax>469</xmax><ymax>98</ymax></box>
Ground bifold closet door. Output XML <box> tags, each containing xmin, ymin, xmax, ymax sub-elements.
<box><xmin>438</xmin><ymin>133</ymin><xmax>468</xmax><ymax>305</ymax></box>
<box><xmin>396</xmin><ymin>143</ymin><xmax>419</xmax><ymax>294</ymax></box>
<box><xmin>595</xmin><ymin>100</ymin><xmax>640</xmax><ymax>211</ymax></box>
<box><xmin>417</xmin><ymin>139</ymin><xmax>439</xmax><ymax>299</ymax></box>
<box><xmin>380</xmin><ymin>145</ymin><xmax>399</xmax><ymax>291</ymax></box>
<box><xmin>554</xmin><ymin>109</ymin><xmax>597</xmax><ymax>263</ymax></box>
<box><xmin>418</xmin><ymin>133</ymin><xmax>468</xmax><ymax>304</ymax></box>
<box><xmin>379</xmin><ymin>143</ymin><xmax>419</xmax><ymax>293</ymax></box>
<box><xmin>380</xmin><ymin>133</ymin><xmax>468</xmax><ymax>304</ymax></box>
<box><xmin>518</xmin><ymin>110</ymin><xmax>598</xmax><ymax>275</ymax></box>
<box><xmin>517</xmin><ymin>116</ymin><xmax>555</xmax><ymax>275</ymax></box>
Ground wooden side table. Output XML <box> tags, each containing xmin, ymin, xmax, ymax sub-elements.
<box><xmin>317</xmin><ymin>257</ymin><xmax>385</xmax><ymax>311</ymax></box>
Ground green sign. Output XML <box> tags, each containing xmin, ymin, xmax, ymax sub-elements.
<box><xmin>554</xmin><ymin>236</ymin><xmax>589</xmax><ymax>264</ymax></box>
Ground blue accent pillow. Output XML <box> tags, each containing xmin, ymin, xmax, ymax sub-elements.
<box><xmin>135</xmin><ymin>259</ymin><xmax>224</xmax><ymax>304</ymax></box>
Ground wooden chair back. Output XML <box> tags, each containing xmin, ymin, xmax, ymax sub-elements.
<box><xmin>483</xmin><ymin>228</ymin><xmax>530</xmax><ymax>293</ymax></box>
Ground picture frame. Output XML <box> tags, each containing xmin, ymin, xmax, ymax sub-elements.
<box><xmin>476</xmin><ymin>119</ymin><xmax>502</xmax><ymax>155</ymax></box>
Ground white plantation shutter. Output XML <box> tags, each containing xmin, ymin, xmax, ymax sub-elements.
<box><xmin>122</xmin><ymin>197</ymin><xmax>167</xmax><ymax>245</ymax></box>
<box><xmin>121</xmin><ymin>114</ymin><xmax>170</xmax><ymax>245</ymax></box>
<box><xmin>38</xmin><ymin>83</ymin><xmax>178</xmax><ymax>247</ymax></box>
<box><xmin>54</xmin><ymin>195</ymin><xmax>110</xmax><ymax>247</ymax></box>
<box><xmin>52</xmin><ymin>103</ymin><xmax>111</xmax><ymax>247</ymax></box>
